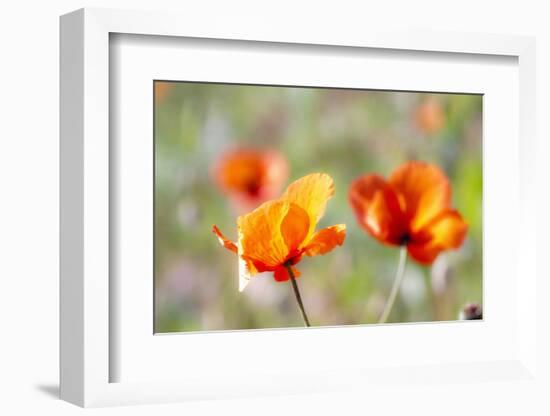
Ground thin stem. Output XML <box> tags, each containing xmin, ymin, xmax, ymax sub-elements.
<box><xmin>284</xmin><ymin>263</ymin><xmax>311</xmax><ymax>327</ymax></box>
<box><xmin>378</xmin><ymin>246</ymin><xmax>408</xmax><ymax>324</ymax></box>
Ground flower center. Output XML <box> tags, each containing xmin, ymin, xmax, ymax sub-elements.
<box><xmin>400</xmin><ymin>234</ymin><xmax>410</xmax><ymax>246</ymax></box>
<box><xmin>245</xmin><ymin>180</ymin><xmax>261</xmax><ymax>196</ymax></box>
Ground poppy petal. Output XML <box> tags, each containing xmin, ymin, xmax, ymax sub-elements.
<box><xmin>280</xmin><ymin>203</ymin><xmax>310</xmax><ymax>254</ymax></box>
<box><xmin>238</xmin><ymin>253</ymin><xmax>271</xmax><ymax>292</ymax></box>
<box><xmin>282</xmin><ymin>173</ymin><xmax>334</xmax><ymax>236</ymax></box>
<box><xmin>408</xmin><ymin>210</ymin><xmax>468</xmax><ymax>264</ymax></box>
<box><xmin>262</xmin><ymin>150</ymin><xmax>289</xmax><ymax>192</ymax></box>
<box><xmin>303</xmin><ymin>224</ymin><xmax>347</xmax><ymax>256</ymax></box>
<box><xmin>237</xmin><ymin>199</ymin><xmax>291</xmax><ymax>268</ymax></box>
<box><xmin>238</xmin><ymin>252</ymin><xmax>255</xmax><ymax>292</ymax></box>
<box><xmin>426</xmin><ymin>210</ymin><xmax>468</xmax><ymax>248</ymax></box>
<box><xmin>273</xmin><ymin>265</ymin><xmax>301</xmax><ymax>282</ymax></box>
<box><xmin>212</xmin><ymin>225</ymin><xmax>238</xmax><ymax>254</ymax></box>
<box><xmin>389</xmin><ymin>161</ymin><xmax>451</xmax><ymax>232</ymax></box>
<box><xmin>348</xmin><ymin>174</ymin><xmax>405</xmax><ymax>245</ymax></box>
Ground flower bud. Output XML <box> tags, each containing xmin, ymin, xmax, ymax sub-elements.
<box><xmin>459</xmin><ymin>302</ymin><xmax>482</xmax><ymax>320</ymax></box>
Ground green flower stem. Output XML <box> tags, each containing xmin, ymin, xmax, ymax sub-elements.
<box><xmin>284</xmin><ymin>262</ymin><xmax>311</xmax><ymax>327</ymax></box>
<box><xmin>378</xmin><ymin>245</ymin><xmax>408</xmax><ymax>324</ymax></box>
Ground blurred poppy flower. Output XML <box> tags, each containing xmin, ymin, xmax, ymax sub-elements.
<box><xmin>349</xmin><ymin>161</ymin><xmax>467</xmax><ymax>265</ymax></box>
<box><xmin>413</xmin><ymin>97</ymin><xmax>446</xmax><ymax>135</ymax></box>
<box><xmin>154</xmin><ymin>82</ymin><xmax>172</xmax><ymax>104</ymax></box>
<box><xmin>213</xmin><ymin>148</ymin><xmax>289</xmax><ymax>212</ymax></box>
<box><xmin>213</xmin><ymin>173</ymin><xmax>346</xmax><ymax>292</ymax></box>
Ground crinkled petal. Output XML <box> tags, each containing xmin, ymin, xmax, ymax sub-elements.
<box><xmin>238</xmin><ymin>252</ymin><xmax>254</xmax><ymax>292</ymax></box>
<box><xmin>348</xmin><ymin>174</ymin><xmax>406</xmax><ymax>245</ymax></box>
<box><xmin>389</xmin><ymin>161</ymin><xmax>451</xmax><ymax>232</ymax></box>
<box><xmin>237</xmin><ymin>199</ymin><xmax>291</xmax><ymax>268</ymax></box>
<box><xmin>282</xmin><ymin>173</ymin><xmax>334</xmax><ymax>236</ymax></box>
<box><xmin>238</xmin><ymin>254</ymin><xmax>272</xmax><ymax>292</ymax></box>
<box><xmin>408</xmin><ymin>210</ymin><xmax>468</xmax><ymax>264</ymax></box>
<box><xmin>303</xmin><ymin>224</ymin><xmax>347</xmax><ymax>256</ymax></box>
<box><xmin>280</xmin><ymin>203</ymin><xmax>310</xmax><ymax>254</ymax></box>
<box><xmin>212</xmin><ymin>225</ymin><xmax>238</xmax><ymax>253</ymax></box>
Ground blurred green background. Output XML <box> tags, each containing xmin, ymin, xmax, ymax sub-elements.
<box><xmin>154</xmin><ymin>81</ymin><xmax>482</xmax><ymax>332</ymax></box>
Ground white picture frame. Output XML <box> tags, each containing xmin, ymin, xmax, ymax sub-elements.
<box><xmin>60</xmin><ymin>7</ymin><xmax>537</xmax><ymax>408</ymax></box>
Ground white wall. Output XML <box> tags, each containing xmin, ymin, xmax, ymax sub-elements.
<box><xmin>1</xmin><ymin>1</ymin><xmax>548</xmax><ymax>414</ymax></box>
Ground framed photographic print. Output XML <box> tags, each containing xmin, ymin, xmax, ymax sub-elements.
<box><xmin>153</xmin><ymin>81</ymin><xmax>482</xmax><ymax>333</ymax></box>
<box><xmin>60</xmin><ymin>7</ymin><xmax>538</xmax><ymax>408</ymax></box>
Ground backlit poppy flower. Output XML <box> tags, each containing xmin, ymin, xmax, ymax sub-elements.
<box><xmin>213</xmin><ymin>148</ymin><xmax>288</xmax><ymax>212</ymax></box>
<box><xmin>413</xmin><ymin>97</ymin><xmax>446</xmax><ymax>136</ymax></box>
<box><xmin>213</xmin><ymin>173</ymin><xmax>346</xmax><ymax>326</ymax></box>
<box><xmin>349</xmin><ymin>161</ymin><xmax>467</xmax><ymax>265</ymax></box>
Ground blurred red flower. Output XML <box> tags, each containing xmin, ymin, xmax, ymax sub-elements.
<box><xmin>213</xmin><ymin>148</ymin><xmax>289</xmax><ymax>212</ymax></box>
<box><xmin>413</xmin><ymin>97</ymin><xmax>446</xmax><ymax>135</ymax></box>
<box><xmin>349</xmin><ymin>161</ymin><xmax>467</xmax><ymax>265</ymax></box>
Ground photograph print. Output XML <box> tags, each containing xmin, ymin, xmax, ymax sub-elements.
<box><xmin>154</xmin><ymin>81</ymin><xmax>482</xmax><ymax>333</ymax></box>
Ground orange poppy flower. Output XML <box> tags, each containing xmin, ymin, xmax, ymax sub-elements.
<box><xmin>413</xmin><ymin>97</ymin><xmax>446</xmax><ymax>135</ymax></box>
<box><xmin>349</xmin><ymin>161</ymin><xmax>467</xmax><ymax>265</ymax></box>
<box><xmin>213</xmin><ymin>173</ymin><xmax>346</xmax><ymax>292</ymax></box>
<box><xmin>213</xmin><ymin>148</ymin><xmax>288</xmax><ymax>212</ymax></box>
